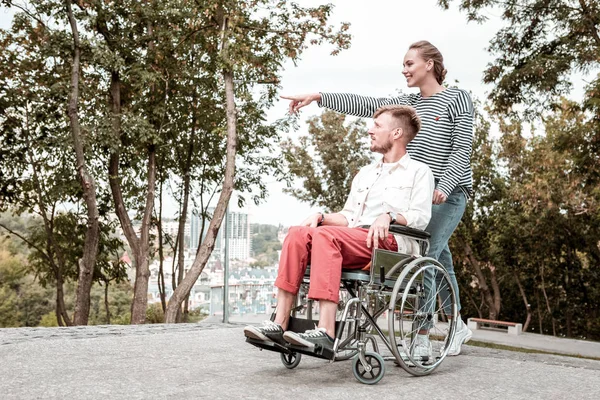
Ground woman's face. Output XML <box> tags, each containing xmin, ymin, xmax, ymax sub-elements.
<box><xmin>402</xmin><ymin>49</ymin><xmax>431</xmax><ymax>88</ymax></box>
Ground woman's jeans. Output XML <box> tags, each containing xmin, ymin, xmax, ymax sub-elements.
<box><xmin>421</xmin><ymin>186</ymin><xmax>467</xmax><ymax>321</ymax></box>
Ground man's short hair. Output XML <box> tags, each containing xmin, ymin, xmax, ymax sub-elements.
<box><xmin>373</xmin><ymin>105</ymin><xmax>421</xmax><ymax>142</ymax></box>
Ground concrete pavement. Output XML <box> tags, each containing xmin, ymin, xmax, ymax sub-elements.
<box><xmin>1</xmin><ymin>321</ymin><xmax>599</xmax><ymax>399</ymax></box>
<box><xmin>226</xmin><ymin>313</ymin><xmax>600</xmax><ymax>359</ymax></box>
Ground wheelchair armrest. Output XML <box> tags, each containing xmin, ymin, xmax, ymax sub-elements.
<box><xmin>359</xmin><ymin>224</ymin><xmax>430</xmax><ymax>239</ymax></box>
<box><xmin>389</xmin><ymin>224</ymin><xmax>430</xmax><ymax>239</ymax></box>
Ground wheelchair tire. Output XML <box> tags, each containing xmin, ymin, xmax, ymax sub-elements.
<box><xmin>388</xmin><ymin>257</ymin><xmax>458</xmax><ymax>376</ymax></box>
<box><xmin>351</xmin><ymin>352</ymin><xmax>385</xmax><ymax>385</ymax></box>
<box><xmin>280</xmin><ymin>351</ymin><xmax>301</xmax><ymax>369</ymax></box>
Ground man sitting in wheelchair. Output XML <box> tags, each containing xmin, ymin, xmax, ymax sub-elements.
<box><xmin>244</xmin><ymin>104</ymin><xmax>434</xmax><ymax>355</ymax></box>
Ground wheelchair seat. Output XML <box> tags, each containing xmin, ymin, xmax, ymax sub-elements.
<box><xmin>304</xmin><ymin>266</ymin><xmax>371</xmax><ymax>283</ymax></box>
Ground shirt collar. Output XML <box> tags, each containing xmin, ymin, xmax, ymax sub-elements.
<box><xmin>374</xmin><ymin>153</ymin><xmax>412</xmax><ymax>172</ymax></box>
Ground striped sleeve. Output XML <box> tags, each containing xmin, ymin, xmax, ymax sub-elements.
<box><xmin>437</xmin><ymin>90</ymin><xmax>474</xmax><ymax>197</ymax></box>
<box><xmin>318</xmin><ymin>93</ymin><xmax>411</xmax><ymax>118</ymax></box>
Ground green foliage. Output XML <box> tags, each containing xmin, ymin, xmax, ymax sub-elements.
<box><xmin>439</xmin><ymin>0</ymin><xmax>600</xmax><ymax>117</ymax></box>
<box><xmin>450</xmin><ymin>100</ymin><xmax>600</xmax><ymax>339</ymax></box>
<box><xmin>145</xmin><ymin>302</ymin><xmax>164</xmax><ymax>324</ymax></box>
<box><xmin>39</xmin><ymin>312</ymin><xmax>58</xmax><ymax>327</ymax></box>
<box><xmin>87</xmin><ymin>282</ymin><xmax>134</xmax><ymax>325</ymax></box>
<box><xmin>0</xmin><ymin>236</ymin><xmax>56</xmax><ymax>327</ymax></box>
<box><xmin>281</xmin><ymin>110</ymin><xmax>371</xmax><ymax>212</ymax></box>
<box><xmin>250</xmin><ymin>224</ymin><xmax>282</xmax><ymax>266</ymax></box>
<box><xmin>2</xmin><ymin>0</ymin><xmax>353</xmax><ymax>323</ymax></box>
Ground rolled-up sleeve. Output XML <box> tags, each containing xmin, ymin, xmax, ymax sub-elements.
<box><xmin>399</xmin><ymin>165</ymin><xmax>435</xmax><ymax>230</ymax></box>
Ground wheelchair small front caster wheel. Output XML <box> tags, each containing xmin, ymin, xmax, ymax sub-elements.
<box><xmin>352</xmin><ymin>352</ymin><xmax>385</xmax><ymax>384</ymax></box>
<box><xmin>280</xmin><ymin>351</ymin><xmax>301</xmax><ymax>369</ymax></box>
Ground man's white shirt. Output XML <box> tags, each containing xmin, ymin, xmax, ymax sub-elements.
<box><xmin>339</xmin><ymin>153</ymin><xmax>435</xmax><ymax>254</ymax></box>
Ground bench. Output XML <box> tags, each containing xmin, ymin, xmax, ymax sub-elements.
<box><xmin>467</xmin><ymin>317</ymin><xmax>523</xmax><ymax>335</ymax></box>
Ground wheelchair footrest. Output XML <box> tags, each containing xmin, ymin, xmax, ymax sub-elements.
<box><xmin>245</xmin><ymin>337</ymin><xmax>335</xmax><ymax>361</ymax></box>
<box><xmin>245</xmin><ymin>337</ymin><xmax>292</xmax><ymax>355</ymax></box>
<box><xmin>286</xmin><ymin>343</ymin><xmax>335</xmax><ymax>361</ymax></box>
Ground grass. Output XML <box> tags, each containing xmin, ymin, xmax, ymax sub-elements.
<box><xmin>379</xmin><ymin>327</ymin><xmax>600</xmax><ymax>362</ymax></box>
<box><xmin>465</xmin><ymin>339</ymin><xmax>600</xmax><ymax>361</ymax></box>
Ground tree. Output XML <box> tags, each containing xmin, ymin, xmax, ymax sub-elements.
<box><xmin>1</xmin><ymin>0</ymin><xmax>351</xmax><ymax>325</ymax></box>
<box><xmin>438</xmin><ymin>0</ymin><xmax>600</xmax><ymax>116</ymax></box>
<box><xmin>439</xmin><ymin>0</ymin><xmax>600</xmax><ymax>339</ymax></box>
<box><xmin>163</xmin><ymin>1</ymin><xmax>351</xmax><ymax>322</ymax></box>
<box><xmin>282</xmin><ymin>110</ymin><xmax>371</xmax><ymax>212</ymax></box>
<box><xmin>65</xmin><ymin>0</ymin><xmax>101</xmax><ymax>326</ymax></box>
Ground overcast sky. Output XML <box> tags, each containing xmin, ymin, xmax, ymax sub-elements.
<box><xmin>3</xmin><ymin>1</ymin><xmax>583</xmax><ymax>227</ymax></box>
<box><xmin>250</xmin><ymin>0</ymin><xmax>506</xmax><ymax>226</ymax></box>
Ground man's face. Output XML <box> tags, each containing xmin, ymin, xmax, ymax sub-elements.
<box><xmin>368</xmin><ymin>113</ymin><xmax>397</xmax><ymax>154</ymax></box>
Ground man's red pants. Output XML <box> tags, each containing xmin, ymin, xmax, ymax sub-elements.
<box><xmin>274</xmin><ymin>226</ymin><xmax>398</xmax><ymax>303</ymax></box>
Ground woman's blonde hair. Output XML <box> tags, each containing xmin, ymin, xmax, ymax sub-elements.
<box><xmin>409</xmin><ymin>40</ymin><xmax>447</xmax><ymax>85</ymax></box>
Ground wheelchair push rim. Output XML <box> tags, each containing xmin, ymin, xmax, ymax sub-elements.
<box><xmin>387</xmin><ymin>257</ymin><xmax>458</xmax><ymax>376</ymax></box>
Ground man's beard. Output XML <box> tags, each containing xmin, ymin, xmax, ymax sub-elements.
<box><xmin>370</xmin><ymin>139</ymin><xmax>393</xmax><ymax>154</ymax></box>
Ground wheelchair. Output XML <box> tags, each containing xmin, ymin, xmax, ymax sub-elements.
<box><xmin>245</xmin><ymin>225</ymin><xmax>458</xmax><ymax>384</ymax></box>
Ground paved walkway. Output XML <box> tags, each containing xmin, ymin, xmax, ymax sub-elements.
<box><xmin>469</xmin><ymin>327</ymin><xmax>600</xmax><ymax>359</ymax></box>
<box><xmin>225</xmin><ymin>314</ymin><xmax>600</xmax><ymax>359</ymax></box>
<box><xmin>1</xmin><ymin>321</ymin><xmax>599</xmax><ymax>399</ymax></box>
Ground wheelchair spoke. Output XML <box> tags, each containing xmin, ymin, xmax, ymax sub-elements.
<box><xmin>388</xmin><ymin>259</ymin><xmax>458</xmax><ymax>376</ymax></box>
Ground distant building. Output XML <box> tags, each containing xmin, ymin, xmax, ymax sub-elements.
<box><xmin>210</xmin><ymin>266</ymin><xmax>278</xmax><ymax>316</ymax></box>
<box><xmin>189</xmin><ymin>207</ymin><xmax>251</xmax><ymax>262</ymax></box>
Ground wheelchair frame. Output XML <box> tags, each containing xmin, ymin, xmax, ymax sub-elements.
<box><xmin>246</xmin><ymin>225</ymin><xmax>458</xmax><ymax>384</ymax></box>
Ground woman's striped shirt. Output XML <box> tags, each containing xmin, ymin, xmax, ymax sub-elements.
<box><xmin>319</xmin><ymin>88</ymin><xmax>474</xmax><ymax>198</ymax></box>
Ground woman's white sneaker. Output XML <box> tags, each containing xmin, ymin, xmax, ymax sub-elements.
<box><xmin>446</xmin><ymin>318</ymin><xmax>473</xmax><ymax>356</ymax></box>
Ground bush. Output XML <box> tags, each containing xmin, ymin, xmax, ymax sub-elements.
<box><xmin>145</xmin><ymin>303</ymin><xmax>164</xmax><ymax>324</ymax></box>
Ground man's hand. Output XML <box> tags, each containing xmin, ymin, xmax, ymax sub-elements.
<box><xmin>300</xmin><ymin>213</ymin><xmax>322</xmax><ymax>228</ymax></box>
<box><xmin>280</xmin><ymin>93</ymin><xmax>321</xmax><ymax>114</ymax></box>
<box><xmin>433</xmin><ymin>189</ymin><xmax>448</xmax><ymax>205</ymax></box>
<box><xmin>366</xmin><ymin>213</ymin><xmax>392</xmax><ymax>250</ymax></box>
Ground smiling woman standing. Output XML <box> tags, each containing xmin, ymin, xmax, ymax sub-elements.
<box><xmin>282</xmin><ymin>40</ymin><xmax>474</xmax><ymax>357</ymax></box>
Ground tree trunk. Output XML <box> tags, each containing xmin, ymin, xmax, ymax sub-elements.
<box><xmin>24</xmin><ymin>110</ymin><xmax>72</xmax><ymax>326</ymax></box>
<box><xmin>463</xmin><ymin>240</ymin><xmax>498</xmax><ymax>319</ymax></box>
<box><xmin>157</xmin><ymin>179</ymin><xmax>167</xmax><ymax>312</ymax></box>
<box><xmin>175</xmin><ymin>139</ymin><xmax>195</xmax><ymax>323</ymax></box>
<box><xmin>104</xmin><ymin>280</ymin><xmax>111</xmax><ymax>324</ymax></box>
<box><xmin>165</xmin><ymin>15</ymin><xmax>237</xmax><ymax>323</ymax></box>
<box><xmin>535</xmin><ymin>289</ymin><xmax>543</xmax><ymax>334</ymax></box>
<box><xmin>88</xmin><ymin>1</ymin><xmax>156</xmax><ymax>325</ymax></box>
<box><xmin>464</xmin><ymin>285</ymin><xmax>483</xmax><ymax>318</ymax></box>
<box><xmin>540</xmin><ymin>264</ymin><xmax>557</xmax><ymax>336</ymax></box>
<box><xmin>66</xmin><ymin>0</ymin><xmax>100</xmax><ymax>326</ymax></box>
<box><xmin>489</xmin><ymin>262</ymin><xmax>501</xmax><ymax>318</ymax></box>
<box><xmin>107</xmin><ymin>71</ymin><xmax>151</xmax><ymax>324</ymax></box>
<box><xmin>55</xmin><ymin>270</ymin><xmax>71</xmax><ymax>326</ymax></box>
<box><xmin>513</xmin><ymin>271</ymin><xmax>531</xmax><ymax>332</ymax></box>
<box><xmin>130</xmin><ymin>147</ymin><xmax>156</xmax><ymax>324</ymax></box>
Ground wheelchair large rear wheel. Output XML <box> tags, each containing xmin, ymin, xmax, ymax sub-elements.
<box><xmin>388</xmin><ymin>257</ymin><xmax>458</xmax><ymax>376</ymax></box>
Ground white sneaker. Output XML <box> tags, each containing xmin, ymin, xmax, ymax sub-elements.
<box><xmin>411</xmin><ymin>334</ymin><xmax>433</xmax><ymax>361</ymax></box>
<box><xmin>445</xmin><ymin>318</ymin><xmax>472</xmax><ymax>356</ymax></box>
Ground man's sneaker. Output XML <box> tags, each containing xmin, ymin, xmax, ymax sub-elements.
<box><xmin>411</xmin><ymin>334</ymin><xmax>433</xmax><ymax>361</ymax></box>
<box><xmin>243</xmin><ymin>320</ymin><xmax>286</xmax><ymax>346</ymax></box>
<box><xmin>445</xmin><ymin>317</ymin><xmax>472</xmax><ymax>356</ymax></box>
<box><xmin>283</xmin><ymin>327</ymin><xmax>334</xmax><ymax>351</ymax></box>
